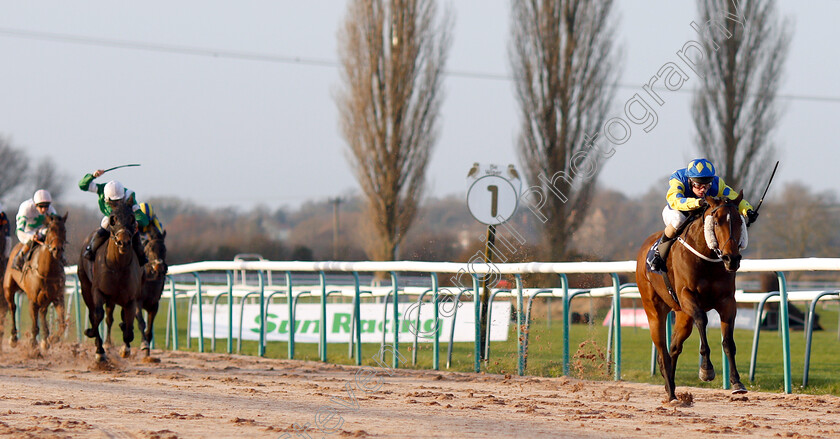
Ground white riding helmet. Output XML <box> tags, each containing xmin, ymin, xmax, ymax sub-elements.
<box><xmin>33</xmin><ymin>189</ymin><xmax>52</xmax><ymax>204</ymax></box>
<box><xmin>104</xmin><ymin>180</ymin><xmax>125</xmax><ymax>201</ymax></box>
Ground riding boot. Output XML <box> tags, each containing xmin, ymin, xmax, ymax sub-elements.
<box><xmin>12</xmin><ymin>242</ymin><xmax>31</xmax><ymax>270</ymax></box>
<box><xmin>133</xmin><ymin>232</ymin><xmax>148</xmax><ymax>266</ymax></box>
<box><xmin>649</xmin><ymin>225</ymin><xmax>678</xmax><ymax>273</ymax></box>
<box><xmin>84</xmin><ymin>228</ymin><xmax>109</xmax><ymax>261</ymax></box>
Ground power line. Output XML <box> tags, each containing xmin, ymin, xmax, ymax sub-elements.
<box><xmin>1</xmin><ymin>27</ymin><xmax>838</xmax><ymax>104</ymax></box>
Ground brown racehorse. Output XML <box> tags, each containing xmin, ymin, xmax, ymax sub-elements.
<box><xmin>103</xmin><ymin>227</ymin><xmax>166</xmax><ymax>357</ymax></box>
<box><xmin>636</xmin><ymin>193</ymin><xmax>748</xmax><ymax>402</ymax></box>
<box><xmin>78</xmin><ymin>200</ymin><xmax>142</xmax><ymax>362</ymax></box>
<box><xmin>0</xmin><ymin>220</ymin><xmax>8</xmax><ymax>347</ymax></box>
<box><xmin>3</xmin><ymin>213</ymin><xmax>68</xmax><ymax>350</ymax></box>
<box><xmin>136</xmin><ymin>228</ymin><xmax>167</xmax><ymax>356</ymax></box>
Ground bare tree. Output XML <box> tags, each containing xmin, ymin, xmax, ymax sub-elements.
<box><xmin>510</xmin><ymin>0</ymin><xmax>620</xmax><ymax>260</ymax></box>
<box><xmin>692</xmin><ymin>0</ymin><xmax>791</xmax><ymax>198</ymax></box>
<box><xmin>0</xmin><ymin>135</ymin><xmax>29</xmax><ymax>200</ymax></box>
<box><xmin>337</xmin><ymin>0</ymin><xmax>452</xmax><ymax>261</ymax></box>
<box><xmin>30</xmin><ymin>157</ymin><xmax>69</xmax><ymax>201</ymax></box>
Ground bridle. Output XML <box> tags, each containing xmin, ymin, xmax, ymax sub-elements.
<box><xmin>705</xmin><ymin>202</ymin><xmax>741</xmax><ymax>260</ymax></box>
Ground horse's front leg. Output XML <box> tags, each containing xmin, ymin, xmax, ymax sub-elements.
<box><xmin>135</xmin><ymin>306</ymin><xmax>149</xmax><ymax>354</ymax></box>
<box><xmin>28</xmin><ymin>301</ymin><xmax>39</xmax><ymax>349</ymax></box>
<box><xmin>718</xmin><ymin>299</ymin><xmax>747</xmax><ymax>394</ymax></box>
<box><xmin>87</xmin><ymin>290</ymin><xmax>107</xmax><ymax>362</ymax></box>
<box><xmin>120</xmin><ymin>302</ymin><xmax>137</xmax><ymax>358</ymax></box>
<box><xmin>6</xmin><ymin>290</ymin><xmax>18</xmax><ymax>348</ymax></box>
<box><xmin>684</xmin><ymin>301</ymin><xmax>715</xmax><ymax>382</ymax></box>
<box><xmin>38</xmin><ymin>304</ymin><xmax>51</xmax><ymax>351</ymax></box>
<box><xmin>50</xmin><ymin>297</ymin><xmax>67</xmax><ymax>345</ymax></box>
<box><xmin>104</xmin><ymin>303</ymin><xmax>115</xmax><ymax>346</ymax></box>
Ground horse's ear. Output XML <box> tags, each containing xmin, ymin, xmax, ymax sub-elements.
<box><xmin>109</xmin><ymin>216</ymin><xmax>116</xmax><ymax>227</ymax></box>
<box><xmin>162</xmin><ymin>230</ymin><xmax>167</xmax><ymax>239</ymax></box>
<box><xmin>63</xmin><ymin>212</ymin><xmax>69</xmax><ymax>222</ymax></box>
<box><xmin>735</xmin><ymin>190</ymin><xmax>744</xmax><ymax>204</ymax></box>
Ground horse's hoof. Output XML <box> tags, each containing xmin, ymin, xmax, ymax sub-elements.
<box><xmin>731</xmin><ymin>383</ymin><xmax>747</xmax><ymax>394</ymax></box>
<box><xmin>9</xmin><ymin>338</ymin><xmax>17</xmax><ymax>348</ymax></box>
<box><xmin>95</xmin><ymin>353</ymin><xmax>107</xmax><ymax>363</ymax></box>
<box><xmin>699</xmin><ymin>367</ymin><xmax>716</xmax><ymax>382</ymax></box>
<box><xmin>39</xmin><ymin>340</ymin><xmax>48</xmax><ymax>351</ymax></box>
<box><xmin>120</xmin><ymin>346</ymin><xmax>130</xmax><ymax>358</ymax></box>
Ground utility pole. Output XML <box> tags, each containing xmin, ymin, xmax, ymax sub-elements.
<box><xmin>329</xmin><ymin>197</ymin><xmax>342</xmax><ymax>260</ymax></box>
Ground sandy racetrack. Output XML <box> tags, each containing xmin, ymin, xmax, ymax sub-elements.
<box><xmin>0</xmin><ymin>344</ymin><xmax>838</xmax><ymax>438</ymax></box>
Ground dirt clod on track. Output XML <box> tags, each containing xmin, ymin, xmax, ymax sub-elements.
<box><xmin>0</xmin><ymin>343</ymin><xmax>838</xmax><ymax>438</ymax></box>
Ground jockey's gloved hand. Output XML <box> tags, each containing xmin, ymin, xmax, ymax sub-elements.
<box><xmin>746</xmin><ymin>209</ymin><xmax>759</xmax><ymax>226</ymax></box>
<box><xmin>696</xmin><ymin>198</ymin><xmax>708</xmax><ymax>209</ymax></box>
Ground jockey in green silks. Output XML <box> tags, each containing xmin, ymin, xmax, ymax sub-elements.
<box><xmin>79</xmin><ymin>169</ymin><xmax>149</xmax><ymax>265</ymax></box>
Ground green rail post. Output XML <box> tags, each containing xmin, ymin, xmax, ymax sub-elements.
<box><xmin>777</xmin><ymin>271</ymin><xmax>792</xmax><ymax>394</ymax></box>
<box><xmin>472</xmin><ymin>274</ymin><xmax>480</xmax><ymax>373</ymax></box>
<box><xmin>431</xmin><ymin>273</ymin><xmax>440</xmax><ymax>371</ymax></box>
<box><xmin>516</xmin><ymin>274</ymin><xmax>525</xmax><ymax>376</ymax></box>
<box><xmin>226</xmin><ymin>271</ymin><xmax>233</xmax><ymax>353</ymax></box>
<box><xmin>72</xmin><ymin>275</ymin><xmax>82</xmax><ymax>342</ymax></box>
<box><xmin>558</xmin><ymin>274</ymin><xmax>569</xmax><ymax>376</ymax></box>
<box><xmin>169</xmin><ymin>276</ymin><xmax>179</xmax><ymax>350</ymax></box>
<box><xmin>286</xmin><ymin>271</ymin><xmax>295</xmax><ymax>359</ymax></box>
<box><xmin>257</xmin><ymin>270</ymin><xmax>266</xmax><ymax>357</ymax></box>
<box><xmin>319</xmin><ymin>271</ymin><xmax>327</xmax><ymax>361</ymax></box>
<box><xmin>190</xmin><ymin>272</ymin><xmax>204</xmax><ymax>353</ymax></box>
<box><xmin>390</xmin><ymin>271</ymin><xmax>400</xmax><ymax>369</ymax></box>
<box><xmin>352</xmin><ymin>272</ymin><xmax>362</xmax><ymax>365</ymax></box>
<box><xmin>611</xmin><ymin>273</ymin><xmax>622</xmax><ymax>380</ymax></box>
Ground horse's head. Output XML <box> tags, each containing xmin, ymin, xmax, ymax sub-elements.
<box><xmin>109</xmin><ymin>201</ymin><xmax>137</xmax><ymax>255</ymax></box>
<box><xmin>43</xmin><ymin>213</ymin><xmax>68</xmax><ymax>262</ymax></box>
<box><xmin>702</xmin><ymin>192</ymin><xmax>745</xmax><ymax>272</ymax></box>
<box><xmin>144</xmin><ymin>229</ymin><xmax>168</xmax><ymax>280</ymax></box>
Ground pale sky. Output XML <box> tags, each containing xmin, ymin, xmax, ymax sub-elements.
<box><xmin>0</xmin><ymin>1</ymin><xmax>836</xmax><ymax>211</ymax></box>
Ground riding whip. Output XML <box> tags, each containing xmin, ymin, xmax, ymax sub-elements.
<box><xmin>101</xmin><ymin>163</ymin><xmax>141</xmax><ymax>175</ymax></box>
<box><xmin>753</xmin><ymin>160</ymin><xmax>779</xmax><ymax>214</ymax></box>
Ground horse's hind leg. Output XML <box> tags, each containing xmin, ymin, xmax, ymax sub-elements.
<box><xmin>120</xmin><ymin>303</ymin><xmax>137</xmax><ymax>358</ymax></box>
<box><xmin>645</xmin><ymin>303</ymin><xmax>677</xmax><ymax>402</ymax></box>
<box><xmin>145</xmin><ymin>304</ymin><xmax>159</xmax><ymax>355</ymax></box>
<box><xmin>718</xmin><ymin>299</ymin><xmax>746</xmax><ymax>393</ymax></box>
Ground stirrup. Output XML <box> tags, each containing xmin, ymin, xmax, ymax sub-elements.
<box><xmin>648</xmin><ymin>252</ymin><xmax>667</xmax><ymax>274</ymax></box>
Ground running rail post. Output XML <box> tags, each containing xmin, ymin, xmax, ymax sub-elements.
<box><xmin>169</xmin><ymin>276</ymin><xmax>179</xmax><ymax>350</ymax></box>
<box><xmin>611</xmin><ymin>273</ymin><xmax>622</xmax><ymax>380</ymax></box>
<box><xmin>390</xmin><ymin>271</ymin><xmax>400</xmax><ymax>369</ymax></box>
<box><xmin>258</xmin><ymin>270</ymin><xmax>266</xmax><ymax>357</ymax></box>
<box><xmin>431</xmin><ymin>273</ymin><xmax>440</xmax><ymax>371</ymax></box>
<box><xmin>749</xmin><ymin>291</ymin><xmax>778</xmax><ymax>382</ymax></box>
<box><xmin>72</xmin><ymin>275</ymin><xmax>82</xmax><ymax>342</ymax></box>
<box><xmin>286</xmin><ymin>271</ymin><xmax>294</xmax><ymax>359</ymax></box>
<box><xmin>191</xmin><ymin>272</ymin><xmax>204</xmax><ymax>353</ymax></box>
<box><xmin>559</xmin><ymin>273</ymin><xmax>570</xmax><ymax>376</ymax></box>
<box><xmin>777</xmin><ymin>271</ymin><xmax>792</xmax><ymax>394</ymax></box>
<box><xmin>803</xmin><ymin>291</ymin><xmax>839</xmax><ymax>387</ymax></box>
<box><xmin>472</xmin><ymin>274</ymin><xmax>481</xmax><ymax>373</ymax></box>
<box><xmin>353</xmin><ymin>272</ymin><xmax>362</xmax><ymax>365</ymax></box>
<box><xmin>515</xmin><ymin>274</ymin><xmax>525</xmax><ymax>376</ymax></box>
<box><xmin>319</xmin><ymin>271</ymin><xmax>327</xmax><ymax>362</ymax></box>
<box><xmin>226</xmin><ymin>271</ymin><xmax>233</xmax><ymax>354</ymax></box>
